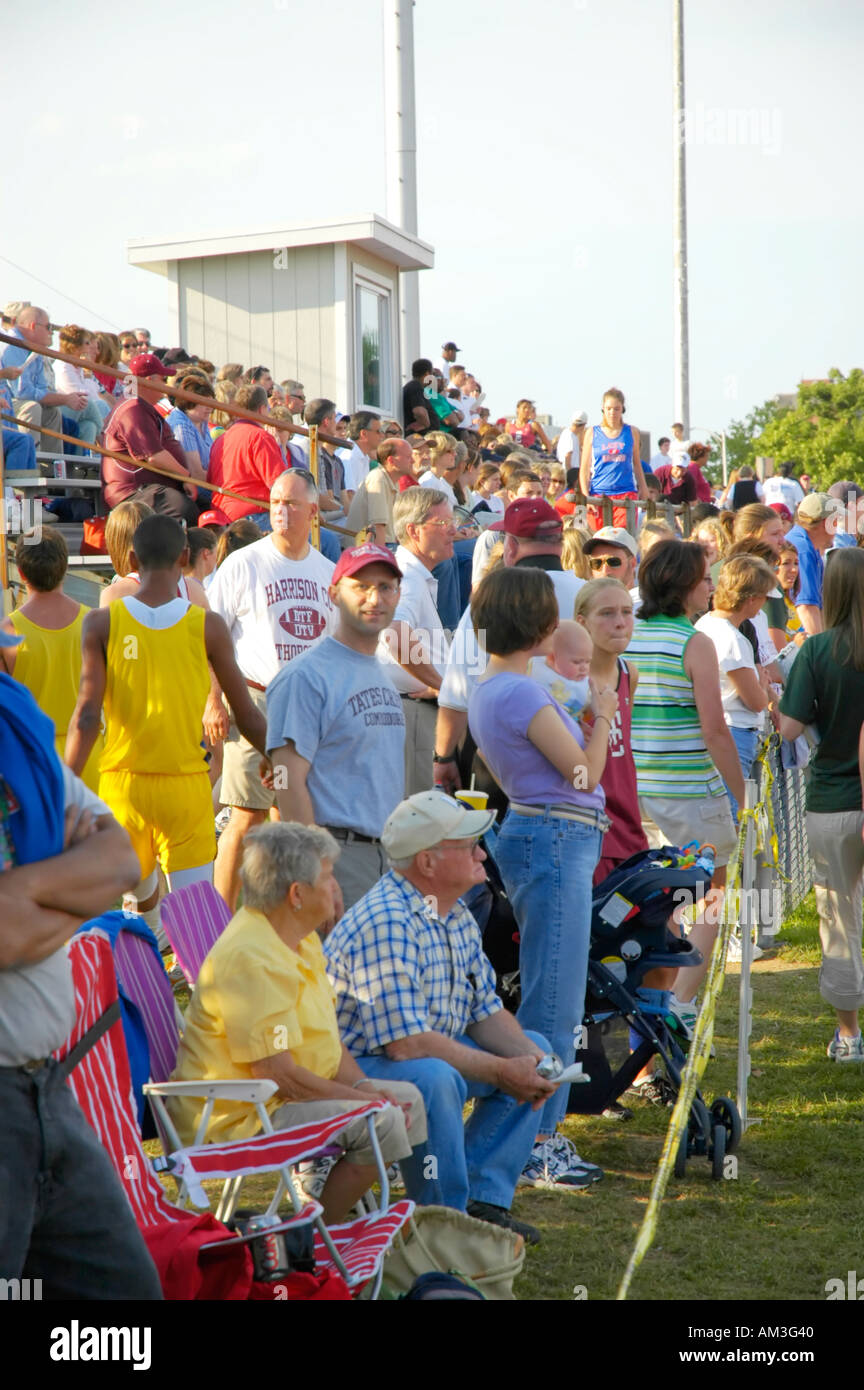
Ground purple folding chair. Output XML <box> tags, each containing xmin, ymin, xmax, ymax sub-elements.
<box><xmin>160</xmin><ymin>882</ymin><xmax>232</xmax><ymax>987</ymax></box>
<box><xmin>113</xmin><ymin>928</ymin><xmax>182</xmax><ymax>1085</ymax></box>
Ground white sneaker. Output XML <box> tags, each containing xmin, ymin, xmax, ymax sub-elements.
<box><xmin>295</xmin><ymin>1155</ymin><xmax>337</xmax><ymax>1199</ymax></box>
<box><xmin>667</xmin><ymin>995</ymin><xmax>698</xmax><ymax>1033</ymax></box>
<box><xmin>519</xmin><ymin>1135</ymin><xmax>603</xmax><ymax>1190</ymax></box>
<box><xmin>827</xmin><ymin>1030</ymin><xmax>864</xmax><ymax>1062</ymax></box>
<box><xmin>726</xmin><ymin>933</ymin><xmax>764</xmax><ymax>964</ymax></box>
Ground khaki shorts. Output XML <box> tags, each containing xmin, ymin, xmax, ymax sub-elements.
<box><xmin>639</xmin><ymin>793</ymin><xmax>738</xmax><ymax>868</ymax></box>
<box><xmin>220</xmin><ymin>685</ymin><xmax>274</xmax><ymax>812</ymax></box>
<box><xmin>271</xmin><ymin>1079</ymin><xmax>426</xmax><ymax>1166</ymax></box>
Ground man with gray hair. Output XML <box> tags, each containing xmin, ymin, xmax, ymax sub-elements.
<box><xmin>1</xmin><ymin>305</ymin><xmax>88</xmax><ymax>455</ymax></box>
<box><xmin>206</xmin><ymin>469</ymin><xmax>336</xmax><ymax>908</ymax></box>
<box><xmin>378</xmin><ymin>488</ymin><xmax>454</xmax><ymax>796</ymax></box>
<box><xmin>170</xmin><ymin>821</ymin><xmax>425</xmax><ymax>1223</ymax></box>
<box><xmin>826</xmin><ymin>479</ymin><xmax>863</xmax><ymax>551</ymax></box>
<box><xmin>281</xmin><ymin>379</ymin><xmax>306</xmax><ymax>418</ymax></box>
<box><xmin>344</xmin><ymin>437</ymin><xmax>415</xmax><ymax>546</ymax></box>
<box><xmin>325</xmin><ymin>790</ymin><xmax>558</xmax><ymax>1244</ymax></box>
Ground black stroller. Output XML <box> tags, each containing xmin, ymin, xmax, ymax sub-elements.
<box><xmin>480</xmin><ymin>839</ymin><xmax>742</xmax><ymax>1180</ymax></box>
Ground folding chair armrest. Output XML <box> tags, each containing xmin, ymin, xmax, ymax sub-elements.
<box><xmin>144</xmin><ymin>1079</ymin><xmax>279</xmax><ymax>1103</ymax></box>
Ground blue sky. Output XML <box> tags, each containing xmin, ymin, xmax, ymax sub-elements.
<box><xmin>3</xmin><ymin>0</ymin><xmax>861</xmax><ymax>446</ymax></box>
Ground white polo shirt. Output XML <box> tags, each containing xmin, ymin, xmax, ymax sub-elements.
<box><xmin>377</xmin><ymin>544</ymin><xmax>450</xmax><ymax>695</ymax></box>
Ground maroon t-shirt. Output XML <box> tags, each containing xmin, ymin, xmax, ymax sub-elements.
<box><xmin>591</xmin><ymin>659</ymin><xmax>649</xmax><ymax>885</ymax></box>
<box><xmin>102</xmin><ymin>398</ymin><xmax>188</xmax><ymax>507</ymax></box>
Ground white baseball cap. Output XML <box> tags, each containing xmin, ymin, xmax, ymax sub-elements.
<box><xmin>382</xmin><ymin>790</ymin><xmax>496</xmax><ymax>861</ymax></box>
<box><xmin>583</xmin><ymin>526</ymin><xmax>638</xmax><ymax>560</ymax></box>
<box><xmin>570</xmin><ymin>409</ymin><xmax>588</xmax><ymax>426</ymax></box>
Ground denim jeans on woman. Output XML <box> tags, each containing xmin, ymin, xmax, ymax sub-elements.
<box><xmin>494</xmin><ymin>809</ymin><xmax>602</xmax><ymax>1135</ymax></box>
<box><xmin>725</xmin><ymin>725</ymin><xmax>760</xmax><ymax>822</ymax></box>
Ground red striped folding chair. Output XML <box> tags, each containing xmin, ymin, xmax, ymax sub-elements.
<box><xmin>63</xmin><ymin>928</ymin><xmax>412</xmax><ymax>1298</ymax></box>
<box><xmin>159</xmin><ymin>882</ymin><xmax>232</xmax><ymax>987</ymax></box>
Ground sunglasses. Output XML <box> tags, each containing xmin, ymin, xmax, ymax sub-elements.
<box><xmin>588</xmin><ymin>554</ymin><xmax>624</xmax><ymax>570</ymax></box>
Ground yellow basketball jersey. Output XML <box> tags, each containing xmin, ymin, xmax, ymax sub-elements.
<box><xmin>101</xmin><ymin>599</ymin><xmax>210</xmax><ymax>776</ymax></box>
<box><xmin>10</xmin><ymin>606</ymin><xmax>103</xmax><ymax>791</ymax></box>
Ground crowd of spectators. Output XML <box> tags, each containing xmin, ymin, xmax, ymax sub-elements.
<box><xmin>4</xmin><ymin>302</ymin><xmax>864</xmax><ymax>1293</ymax></box>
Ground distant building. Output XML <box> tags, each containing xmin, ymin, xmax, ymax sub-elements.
<box><xmin>128</xmin><ymin>214</ymin><xmax>434</xmax><ymax>415</ymax></box>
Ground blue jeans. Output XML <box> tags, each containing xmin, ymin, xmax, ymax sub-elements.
<box><xmin>358</xmin><ymin>1029</ymin><xmax>547</xmax><ymax>1210</ymax></box>
<box><xmin>726</xmin><ymin>725</ymin><xmax>760</xmax><ymax>822</ymax></box>
<box><xmin>61</xmin><ymin>399</ymin><xmax>104</xmax><ymax>447</ymax></box>
<box><xmin>2</xmin><ymin>427</ymin><xmax>37</xmax><ymax>470</ymax></box>
<box><xmin>494</xmin><ymin>810</ymin><xmax>602</xmax><ymax>1135</ymax></box>
<box><xmin>0</xmin><ymin>1061</ymin><xmax>162</xmax><ymax>1297</ymax></box>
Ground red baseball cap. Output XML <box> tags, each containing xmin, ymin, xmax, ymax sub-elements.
<box><xmin>769</xmin><ymin>502</ymin><xmax>792</xmax><ymax>522</ymax></box>
<box><xmin>500</xmin><ymin>496</ymin><xmax>563</xmax><ymax>540</ymax></box>
<box><xmin>198</xmin><ymin>508</ymin><xmax>230</xmax><ymax>528</ymax></box>
<box><xmin>330</xmin><ymin>543</ymin><xmax>402</xmax><ymax>586</ymax></box>
<box><xmin>129</xmin><ymin>352</ymin><xmax>175</xmax><ymax>378</ymax></box>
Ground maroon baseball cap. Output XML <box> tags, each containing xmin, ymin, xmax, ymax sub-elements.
<box><xmin>198</xmin><ymin>508</ymin><xmax>230</xmax><ymax>528</ymax></box>
<box><xmin>769</xmin><ymin>502</ymin><xmax>793</xmax><ymax>522</ymax></box>
<box><xmin>500</xmin><ymin>497</ymin><xmax>563</xmax><ymax>540</ymax></box>
<box><xmin>330</xmin><ymin>543</ymin><xmax>402</xmax><ymax>586</ymax></box>
<box><xmin>129</xmin><ymin>352</ymin><xmax>174</xmax><ymax>378</ymax></box>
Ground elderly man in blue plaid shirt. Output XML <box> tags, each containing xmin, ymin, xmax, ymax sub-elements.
<box><xmin>325</xmin><ymin>790</ymin><xmax>557</xmax><ymax>1246</ymax></box>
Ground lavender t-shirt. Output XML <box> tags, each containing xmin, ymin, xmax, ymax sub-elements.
<box><xmin>468</xmin><ymin>672</ymin><xmax>605</xmax><ymax>812</ymax></box>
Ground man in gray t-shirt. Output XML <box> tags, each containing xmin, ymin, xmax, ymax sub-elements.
<box><xmin>267</xmin><ymin>543</ymin><xmax>406</xmax><ymax>909</ymax></box>
<box><xmin>1</xmin><ymin>668</ymin><xmax>161</xmax><ymax>1297</ymax></box>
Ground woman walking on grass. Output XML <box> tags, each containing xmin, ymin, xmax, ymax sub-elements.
<box><xmin>779</xmin><ymin>548</ymin><xmax>864</xmax><ymax>1062</ymax></box>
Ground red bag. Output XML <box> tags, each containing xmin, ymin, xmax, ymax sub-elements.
<box><xmin>80</xmin><ymin>516</ymin><xmax>108</xmax><ymax>555</ymax></box>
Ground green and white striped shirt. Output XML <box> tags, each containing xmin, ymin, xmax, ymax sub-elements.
<box><xmin>627</xmin><ymin>614</ymin><xmax>725</xmax><ymax>799</ymax></box>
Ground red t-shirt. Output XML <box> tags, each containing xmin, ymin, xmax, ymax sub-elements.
<box><xmin>102</xmin><ymin>398</ymin><xmax>188</xmax><ymax>508</ymax></box>
<box><xmin>207</xmin><ymin>420</ymin><xmax>287</xmax><ymax>521</ymax></box>
<box><xmin>589</xmin><ymin>659</ymin><xmax>649</xmax><ymax>885</ymax></box>
<box><xmin>398</xmin><ymin>476</ymin><xmax>420</xmax><ymax>491</ymax></box>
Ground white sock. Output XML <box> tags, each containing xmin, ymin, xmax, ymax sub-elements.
<box><xmin>140</xmin><ymin>903</ymin><xmax>169</xmax><ymax>954</ymax></box>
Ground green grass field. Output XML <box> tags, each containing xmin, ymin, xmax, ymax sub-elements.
<box><xmin>155</xmin><ymin>892</ymin><xmax>864</xmax><ymax>1303</ymax></box>
<box><xmin>512</xmin><ymin>893</ymin><xmax>864</xmax><ymax>1301</ymax></box>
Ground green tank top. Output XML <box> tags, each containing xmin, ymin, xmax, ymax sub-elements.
<box><xmin>627</xmin><ymin>614</ymin><xmax>725</xmax><ymax>799</ymax></box>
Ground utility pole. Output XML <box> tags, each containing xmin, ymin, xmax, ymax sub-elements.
<box><xmin>384</xmin><ymin>1</ymin><xmax>420</xmax><ymax>379</ymax></box>
<box><xmin>672</xmin><ymin>0</ymin><xmax>690</xmax><ymax>435</ymax></box>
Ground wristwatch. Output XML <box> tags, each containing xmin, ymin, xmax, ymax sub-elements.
<box><xmin>433</xmin><ymin>753</ymin><xmax>458</xmax><ymax>764</ymax></box>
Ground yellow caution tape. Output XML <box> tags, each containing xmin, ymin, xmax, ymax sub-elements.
<box><xmin>616</xmin><ymin>811</ymin><xmax>757</xmax><ymax>1300</ymax></box>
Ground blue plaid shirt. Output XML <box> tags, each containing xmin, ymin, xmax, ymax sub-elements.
<box><xmin>166</xmin><ymin>408</ymin><xmax>212</xmax><ymax>468</ymax></box>
<box><xmin>324</xmin><ymin>871</ymin><xmax>501</xmax><ymax>1056</ymax></box>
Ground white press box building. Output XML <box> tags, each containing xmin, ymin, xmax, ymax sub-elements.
<box><xmin>128</xmin><ymin>214</ymin><xmax>434</xmax><ymax>416</ymax></box>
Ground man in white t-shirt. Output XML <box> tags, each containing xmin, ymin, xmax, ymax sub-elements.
<box><xmin>207</xmin><ymin>469</ymin><xmax>335</xmax><ymax>906</ymax></box>
<box><xmin>556</xmin><ymin>410</ymin><xmax>588</xmax><ymax>469</ymax></box>
<box><xmin>377</xmin><ymin>488</ymin><xmax>454</xmax><ymax>796</ymax></box>
<box><xmin>762</xmin><ymin>463</ymin><xmax>805</xmax><ymax>515</ymax></box>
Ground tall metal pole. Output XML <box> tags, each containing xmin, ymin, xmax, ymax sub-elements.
<box><xmin>384</xmin><ymin>1</ymin><xmax>420</xmax><ymax>379</ymax></box>
<box><xmin>672</xmin><ymin>0</ymin><xmax>690</xmax><ymax>435</ymax></box>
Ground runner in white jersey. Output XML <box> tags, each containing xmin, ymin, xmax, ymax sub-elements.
<box><xmin>206</xmin><ymin>469</ymin><xmax>335</xmax><ymax>906</ymax></box>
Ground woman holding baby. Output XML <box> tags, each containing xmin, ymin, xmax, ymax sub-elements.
<box><xmin>467</xmin><ymin>566</ymin><xmax>616</xmax><ymax>1190</ymax></box>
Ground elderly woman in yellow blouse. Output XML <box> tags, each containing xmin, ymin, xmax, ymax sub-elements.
<box><xmin>169</xmin><ymin>823</ymin><xmax>426</xmax><ymax>1224</ymax></box>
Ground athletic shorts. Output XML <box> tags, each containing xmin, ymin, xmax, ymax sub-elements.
<box><xmin>99</xmin><ymin>769</ymin><xmax>216</xmax><ymax>878</ymax></box>
<box><xmin>638</xmin><ymin>792</ymin><xmax>738</xmax><ymax>869</ymax></box>
<box><xmin>220</xmin><ymin>685</ymin><xmax>274</xmax><ymax>812</ymax></box>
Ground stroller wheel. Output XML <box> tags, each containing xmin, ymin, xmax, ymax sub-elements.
<box><xmin>711</xmin><ymin>1096</ymin><xmax>742</xmax><ymax>1154</ymax></box>
<box><xmin>674</xmin><ymin>1097</ymin><xmax>711</xmax><ymax>1179</ymax></box>
<box><xmin>711</xmin><ymin>1123</ymin><xmax>727</xmax><ymax>1180</ymax></box>
<box><xmin>674</xmin><ymin>1126</ymin><xmax>688</xmax><ymax>1178</ymax></box>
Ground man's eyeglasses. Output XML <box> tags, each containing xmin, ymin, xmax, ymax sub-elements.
<box><xmin>588</xmin><ymin>554</ymin><xmax>624</xmax><ymax>570</ymax></box>
<box><xmin>421</xmin><ymin>518</ymin><xmax>457</xmax><ymax>532</ymax></box>
<box><xmin>344</xmin><ymin>580</ymin><xmax>400</xmax><ymax>598</ymax></box>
